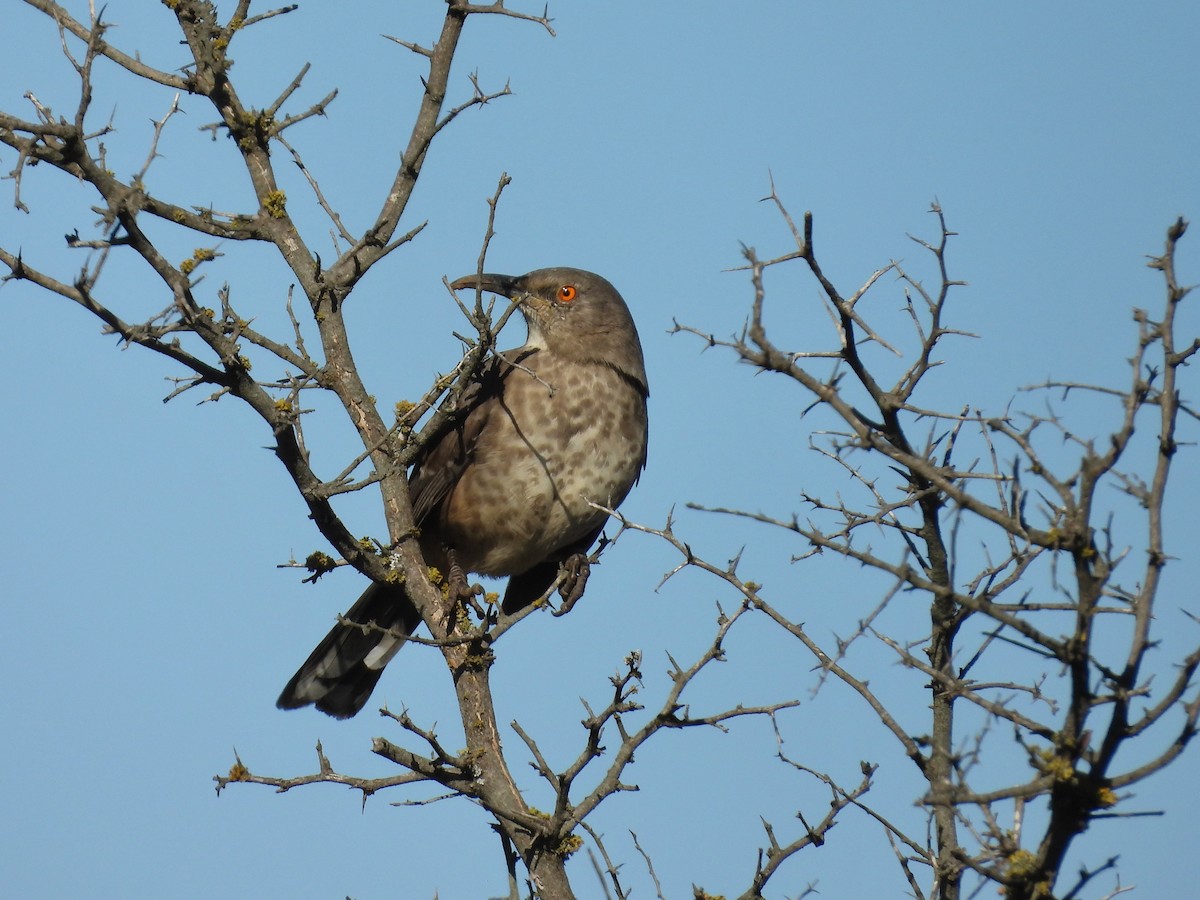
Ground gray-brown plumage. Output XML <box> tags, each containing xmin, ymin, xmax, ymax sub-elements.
<box><xmin>277</xmin><ymin>268</ymin><xmax>649</xmax><ymax>718</ymax></box>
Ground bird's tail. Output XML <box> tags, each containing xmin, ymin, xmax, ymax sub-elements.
<box><xmin>276</xmin><ymin>582</ymin><xmax>421</xmax><ymax>718</ymax></box>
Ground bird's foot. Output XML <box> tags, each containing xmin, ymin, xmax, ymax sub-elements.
<box><xmin>446</xmin><ymin>552</ymin><xmax>485</xmax><ymax>618</ymax></box>
<box><xmin>552</xmin><ymin>553</ymin><xmax>591</xmax><ymax>617</ymax></box>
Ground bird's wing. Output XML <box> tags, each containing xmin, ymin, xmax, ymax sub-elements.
<box><xmin>408</xmin><ymin>350</ymin><xmax>530</xmax><ymax>525</ymax></box>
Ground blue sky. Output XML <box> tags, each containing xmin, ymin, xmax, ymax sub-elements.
<box><xmin>3</xmin><ymin>2</ymin><xmax>1199</xmax><ymax>897</ymax></box>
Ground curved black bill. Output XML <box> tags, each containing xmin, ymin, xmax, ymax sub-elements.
<box><xmin>449</xmin><ymin>273</ymin><xmax>520</xmax><ymax>297</ymax></box>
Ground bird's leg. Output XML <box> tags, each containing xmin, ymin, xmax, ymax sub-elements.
<box><xmin>552</xmin><ymin>553</ymin><xmax>591</xmax><ymax>617</ymax></box>
<box><xmin>445</xmin><ymin>548</ymin><xmax>484</xmax><ymax>616</ymax></box>
<box><xmin>442</xmin><ymin>549</ymin><xmax>471</xmax><ymax>634</ymax></box>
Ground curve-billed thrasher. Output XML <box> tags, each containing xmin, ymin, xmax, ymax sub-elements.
<box><xmin>277</xmin><ymin>267</ymin><xmax>649</xmax><ymax>718</ymax></box>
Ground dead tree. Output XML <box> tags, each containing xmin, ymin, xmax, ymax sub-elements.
<box><xmin>665</xmin><ymin>196</ymin><xmax>1198</xmax><ymax>899</ymax></box>
<box><xmin>1</xmin><ymin>4</ymin><xmax>800</xmax><ymax>897</ymax></box>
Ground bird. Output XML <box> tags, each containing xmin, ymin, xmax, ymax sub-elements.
<box><xmin>277</xmin><ymin>267</ymin><xmax>649</xmax><ymax>718</ymax></box>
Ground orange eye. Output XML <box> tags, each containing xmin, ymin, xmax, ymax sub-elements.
<box><xmin>557</xmin><ymin>284</ymin><xmax>578</xmax><ymax>302</ymax></box>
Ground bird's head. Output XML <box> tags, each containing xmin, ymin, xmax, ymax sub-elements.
<box><xmin>450</xmin><ymin>267</ymin><xmax>647</xmax><ymax>392</ymax></box>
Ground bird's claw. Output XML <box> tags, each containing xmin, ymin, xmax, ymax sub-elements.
<box><xmin>552</xmin><ymin>553</ymin><xmax>591</xmax><ymax>617</ymax></box>
<box><xmin>445</xmin><ymin>553</ymin><xmax>484</xmax><ymax>616</ymax></box>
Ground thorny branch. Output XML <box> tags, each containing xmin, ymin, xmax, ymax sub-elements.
<box><xmin>2</xmin><ymin>4</ymin><xmax>813</xmax><ymax>896</ymax></box>
<box><xmin>667</xmin><ymin>197</ymin><xmax>1198</xmax><ymax>899</ymax></box>
<box><xmin>0</xmin><ymin>3</ymin><xmax>599</xmax><ymax>896</ymax></box>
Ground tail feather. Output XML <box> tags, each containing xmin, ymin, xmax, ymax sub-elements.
<box><xmin>277</xmin><ymin>582</ymin><xmax>421</xmax><ymax>719</ymax></box>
